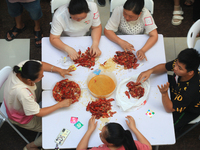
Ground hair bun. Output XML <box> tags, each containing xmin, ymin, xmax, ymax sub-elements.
<box><xmin>13</xmin><ymin>65</ymin><xmax>21</xmax><ymax>73</ymax></box>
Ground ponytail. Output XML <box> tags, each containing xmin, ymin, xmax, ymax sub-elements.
<box><xmin>13</xmin><ymin>61</ymin><xmax>42</xmax><ymax>81</ymax></box>
<box><xmin>105</xmin><ymin>123</ymin><xmax>137</xmax><ymax>150</ymax></box>
<box><xmin>123</xmin><ymin>130</ymin><xmax>137</xmax><ymax>150</ymax></box>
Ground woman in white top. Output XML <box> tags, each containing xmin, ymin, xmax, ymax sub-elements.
<box><xmin>50</xmin><ymin>0</ymin><xmax>102</xmax><ymax>60</ymax></box>
<box><xmin>4</xmin><ymin>60</ymin><xmax>74</xmax><ymax>150</ymax></box>
<box><xmin>104</xmin><ymin>0</ymin><xmax>158</xmax><ymax>61</ymax></box>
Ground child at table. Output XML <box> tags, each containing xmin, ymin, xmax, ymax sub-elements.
<box><xmin>77</xmin><ymin>116</ymin><xmax>152</xmax><ymax>150</ymax></box>
<box><xmin>137</xmin><ymin>48</ymin><xmax>200</xmax><ymax>136</ymax></box>
<box><xmin>4</xmin><ymin>60</ymin><xmax>74</xmax><ymax>150</ymax></box>
<box><xmin>50</xmin><ymin>0</ymin><xmax>102</xmax><ymax>60</ymax></box>
<box><xmin>104</xmin><ymin>0</ymin><xmax>158</xmax><ymax>61</ymax></box>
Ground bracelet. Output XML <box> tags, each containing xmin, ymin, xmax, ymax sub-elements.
<box><xmin>51</xmin><ymin>65</ymin><xmax>54</xmax><ymax>72</ymax></box>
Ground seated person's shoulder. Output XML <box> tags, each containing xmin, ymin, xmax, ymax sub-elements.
<box><xmin>140</xmin><ymin>7</ymin><xmax>154</xmax><ymax>21</ymax></box>
<box><xmin>141</xmin><ymin>7</ymin><xmax>152</xmax><ymax>16</ymax></box>
<box><xmin>54</xmin><ymin>3</ymin><xmax>69</xmax><ymax>17</ymax></box>
<box><xmin>88</xmin><ymin>1</ymin><xmax>97</xmax><ymax>7</ymax></box>
<box><xmin>113</xmin><ymin>5</ymin><xmax>123</xmax><ymax>13</ymax></box>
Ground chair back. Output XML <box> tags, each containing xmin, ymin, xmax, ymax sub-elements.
<box><xmin>110</xmin><ymin>0</ymin><xmax>154</xmax><ymax>16</ymax></box>
<box><xmin>0</xmin><ymin>66</ymin><xmax>12</xmax><ymax>125</ymax></box>
<box><xmin>189</xmin><ymin>115</ymin><xmax>200</xmax><ymax>124</ymax></box>
<box><xmin>0</xmin><ymin>102</ymin><xmax>8</xmax><ymax>118</ymax></box>
<box><xmin>187</xmin><ymin>19</ymin><xmax>200</xmax><ymax>48</ymax></box>
<box><xmin>51</xmin><ymin>0</ymin><xmax>70</xmax><ymax>17</ymax></box>
<box><xmin>0</xmin><ymin>66</ymin><xmax>12</xmax><ymax>89</ymax></box>
<box><xmin>51</xmin><ymin>0</ymin><xmax>94</xmax><ymax>18</ymax></box>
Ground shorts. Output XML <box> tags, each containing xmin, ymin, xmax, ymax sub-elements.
<box><xmin>6</xmin><ymin>0</ymin><xmax>43</xmax><ymax>20</ymax></box>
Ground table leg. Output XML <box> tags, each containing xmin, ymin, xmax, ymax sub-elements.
<box><xmin>155</xmin><ymin>145</ymin><xmax>159</xmax><ymax>150</ymax></box>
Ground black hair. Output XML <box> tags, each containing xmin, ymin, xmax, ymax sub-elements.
<box><xmin>68</xmin><ymin>0</ymin><xmax>90</xmax><ymax>15</ymax></box>
<box><xmin>177</xmin><ymin>48</ymin><xmax>200</xmax><ymax>72</ymax></box>
<box><xmin>13</xmin><ymin>61</ymin><xmax>42</xmax><ymax>81</ymax></box>
<box><xmin>104</xmin><ymin>123</ymin><xmax>137</xmax><ymax>150</ymax></box>
<box><xmin>123</xmin><ymin>0</ymin><xmax>144</xmax><ymax>15</ymax></box>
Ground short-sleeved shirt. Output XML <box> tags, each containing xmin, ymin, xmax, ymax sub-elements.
<box><xmin>4</xmin><ymin>60</ymin><xmax>40</xmax><ymax>124</ymax></box>
<box><xmin>82</xmin><ymin>140</ymin><xmax>150</xmax><ymax>150</ymax></box>
<box><xmin>166</xmin><ymin>59</ymin><xmax>200</xmax><ymax>114</ymax></box>
<box><xmin>50</xmin><ymin>1</ymin><xmax>101</xmax><ymax>36</ymax></box>
<box><xmin>105</xmin><ymin>6</ymin><xmax>157</xmax><ymax>35</ymax></box>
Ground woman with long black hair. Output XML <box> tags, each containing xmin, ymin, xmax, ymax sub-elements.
<box><xmin>77</xmin><ymin>116</ymin><xmax>152</xmax><ymax>150</ymax></box>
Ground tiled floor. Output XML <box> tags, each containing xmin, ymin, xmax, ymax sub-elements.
<box><xmin>0</xmin><ymin>0</ymin><xmax>200</xmax><ymax>150</ymax></box>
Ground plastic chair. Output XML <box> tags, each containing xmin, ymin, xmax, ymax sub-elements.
<box><xmin>51</xmin><ymin>0</ymin><xmax>94</xmax><ymax>18</ymax></box>
<box><xmin>0</xmin><ymin>66</ymin><xmax>40</xmax><ymax>144</ymax></box>
<box><xmin>110</xmin><ymin>0</ymin><xmax>154</xmax><ymax>16</ymax></box>
<box><xmin>51</xmin><ymin>0</ymin><xmax>70</xmax><ymax>18</ymax></box>
<box><xmin>187</xmin><ymin>19</ymin><xmax>200</xmax><ymax>71</ymax></box>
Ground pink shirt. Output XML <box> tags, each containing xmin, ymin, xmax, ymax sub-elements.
<box><xmin>84</xmin><ymin>141</ymin><xmax>150</xmax><ymax>150</ymax></box>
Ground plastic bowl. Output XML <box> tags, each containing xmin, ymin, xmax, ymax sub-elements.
<box><xmin>87</xmin><ymin>71</ymin><xmax>117</xmax><ymax>98</ymax></box>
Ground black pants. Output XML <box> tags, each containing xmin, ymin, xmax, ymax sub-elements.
<box><xmin>173</xmin><ymin>111</ymin><xmax>199</xmax><ymax>136</ymax></box>
<box><xmin>193</xmin><ymin>0</ymin><xmax>200</xmax><ymax>22</ymax></box>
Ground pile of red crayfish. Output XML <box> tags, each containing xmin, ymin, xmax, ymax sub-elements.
<box><xmin>52</xmin><ymin>79</ymin><xmax>81</xmax><ymax>103</ymax></box>
<box><xmin>125</xmin><ymin>81</ymin><xmax>144</xmax><ymax>99</ymax></box>
<box><xmin>113</xmin><ymin>51</ymin><xmax>139</xmax><ymax>69</ymax></box>
<box><xmin>73</xmin><ymin>47</ymin><xmax>95</xmax><ymax>68</ymax></box>
<box><xmin>86</xmin><ymin>98</ymin><xmax>116</xmax><ymax>119</ymax></box>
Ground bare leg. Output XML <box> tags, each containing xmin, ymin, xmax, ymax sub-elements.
<box><xmin>6</xmin><ymin>14</ymin><xmax>25</xmax><ymax>40</ymax></box>
<box><xmin>34</xmin><ymin>20</ymin><xmax>40</xmax><ymax>31</ymax></box>
<box><xmin>172</xmin><ymin>0</ymin><xmax>183</xmax><ymax>25</ymax></box>
<box><xmin>34</xmin><ymin>20</ymin><xmax>43</xmax><ymax>45</ymax></box>
<box><xmin>174</xmin><ymin>0</ymin><xmax>181</xmax><ymax>12</ymax></box>
<box><xmin>174</xmin><ymin>0</ymin><xmax>180</xmax><ymax>6</ymax></box>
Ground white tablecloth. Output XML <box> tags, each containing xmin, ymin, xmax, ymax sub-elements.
<box><xmin>41</xmin><ymin>35</ymin><xmax>175</xmax><ymax>149</ymax></box>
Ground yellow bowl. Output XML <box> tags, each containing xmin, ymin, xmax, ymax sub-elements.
<box><xmin>87</xmin><ymin>71</ymin><xmax>117</xmax><ymax>98</ymax></box>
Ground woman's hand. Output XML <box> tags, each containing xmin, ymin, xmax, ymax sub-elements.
<box><xmin>59</xmin><ymin>99</ymin><xmax>72</xmax><ymax>108</ymax></box>
<box><xmin>136</xmin><ymin>49</ymin><xmax>147</xmax><ymax>61</ymax></box>
<box><xmin>125</xmin><ymin>116</ymin><xmax>137</xmax><ymax>132</ymax></box>
<box><xmin>59</xmin><ymin>67</ymin><xmax>74</xmax><ymax>78</ymax></box>
<box><xmin>66</xmin><ymin>47</ymin><xmax>80</xmax><ymax>60</ymax></box>
<box><xmin>90</xmin><ymin>45</ymin><xmax>101</xmax><ymax>57</ymax></box>
<box><xmin>76</xmin><ymin>116</ymin><xmax>97</xmax><ymax>150</ymax></box>
<box><xmin>118</xmin><ymin>39</ymin><xmax>135</xmax><ymax>52</ymax></box>
<box><xmin>87</xmin><ymin>116</ymin><xmax>98</xmax><ymax>133</ymax></box>
<box><xmin>158</xmin><ymin>82</ymin><xmax>170</xmax><ymax>96</ymax></box>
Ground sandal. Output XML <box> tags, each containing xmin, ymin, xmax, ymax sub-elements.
<box><xmin>172</xmin><ymin>8</ymin><xmax>184</xmax><ymax>26</ymax></box>
<box><xmin>5</xmin><ymin>25</ymin><xmax>26</xmax><ymax>41</ymax></box>
<box><xmin>34</xmin><ymin>29</ymin><xmax>43</xmax><ymax>48</ymax></box>
<box><xmin>184</xmin><ymin>0</ymin><xmax>194</xmax><ymax>7</ymax></box>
